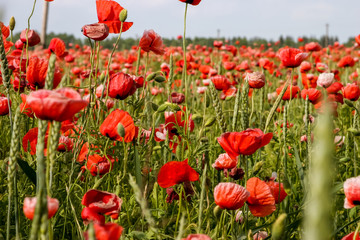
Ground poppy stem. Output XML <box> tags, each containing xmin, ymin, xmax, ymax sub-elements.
<box><xmin>232</xmin><ymin>82</ymin><xmax>242</xmax><ymax>131</ymax></box>
<box><xmin>25</xmin><ymin>0</ymin><xmax>37</xmax><ymax>71</ymax></box>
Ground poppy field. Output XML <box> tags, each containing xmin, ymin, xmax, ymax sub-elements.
<box><xmin>1</xmin><ymin>0</ymin><xmax>360</xmax><ymax>239</ymax></box>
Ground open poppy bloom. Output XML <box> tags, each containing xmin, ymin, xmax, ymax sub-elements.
<box><xmin>344</xmin><ymin>176</ymin><xmax>360</xmax><ymax>209</ymax></box>
<box><xmin>246</xmin><ymin>177</ymin><xmax>276</xmax><ymax>217</ymax></box>
<box><xmin>211</xmin><ymin>75</ymin><xmax>231</xmax><ymax>91</ymax></box>
<box><xmin>26</xmin><ymin>88</ymin><xmax>88</xmax><ymax>122</ymax></box>
<box><xmin>212</xmin><ymin>153</ymin><xmax>238</xmax><ymax>170</ymax></box>
<box><xmin>341</xmin><ymin>232</ymin><xmax>360</xmax><ymax>240</ymax></box>
<box><xmin>108</xmin><ymin>72</ymin><xmax>137</xmax><ymax>100</ymax></box>
<box><xmin>96</xmin><ymin>0</ymin><xmax>133</xmax><ymax>33</ymax></box>
<box><xmin>266</xmin><ymin>180</ymin><xmax>287</xmax><ymax>204</ymax></box>
<box><xmin>26</xmin><ymin>57</ymin><xmax>62</xmax><ymax>90</ymax></box>
<box><xmin>48</xmin><ymin>38</ymin><xmax>66</xmax><ymax>57</ymax></box>
<box><xmin>343</xmin><ymin>83</ymin><xmax>360</xmax><ymax>101</ymax></box>
<box><xmin>301</xmin><ymin>88</ymin><xmax>322</xmax><ymax>104</ymax></box>
<box><xmin>23</xmin><ymin>196</ymin><xmax>59</xmax><ymax>220</ymax></box>
<box><xmin>217</xmin><ymin>129</ymin><xmax>273</xmax><ymax>160</ymax></box>
<box><xmin>0</xmin><ymin>94</ymin><xmax>10</xmax><ymax>116</ymax></box>
<box><xmin>178</xmin><ymin>0</ymin><xmax>202</xmax><ymax>5</ymax></box>
<box><xmin>82</xmin><ymin>23</ymin><xmax>109</xmax><ymax>41</ymax></box>
<box><xmin>247</xmin><ymin>72</ymin><xmax>266</xmax><ymax>89</ymax></box>
<box><xmin>100</xmin><ymin>109</ymin><xmax>136</xmax><ymax>142</ymax></box>
<box><xmin>139</xmin><ymin>30</ymin><xmax>165</xmax><ymax>55</ymax></box>
<box><xmin>182</xmin><ymin>234</ymin><xmax>211</xmax><ymax>240</ymax></box>
<box><xmin>85</xmin><ymin>154</ymin><xmax>116</xmax><ymax>177</ymax></box>
<box><xmin>164</xmin><ymin>109</ymin><xmax>194</xmax><ymax>137</ymax></box>
<box><xmin>276</xmin><ymin>85</ymin><xmax>300</xmax><ymax>101</ymax></box>
<box><xmin>87</xmin><ymin>222</ymin><xmax>123</xmax><ymax>240</ymax></box>
<box><xmin>214</xmin><ymin>182</ymin><xmax>250</xmax><ymax>210</ymax></box>
<box><xmin>157</xmin><ymin>159</ymin><xmax>199</xmax><ymax>188</ymax></box>
<box><xmin>278</xmin><ymin>48</ymin><xmax>308</xmax><ymax>68</ymax></box>
<box><xmin>81</xmin><ymin>189</ymin><xmax>122</xmax><ymax>224</ymax></box>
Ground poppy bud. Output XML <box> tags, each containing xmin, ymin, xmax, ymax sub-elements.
<box><xmin>82</xmin><ymin>23</ymin><xmax>109</xmax><ymax>41</ymax></box>
<box><xmin>9</xmin><ymin>16</ymin><xmax>15</xmax><ymax>31</ymax></box>
<box><xmin>168</xmin><ymin>103</ymin><xmax>181</xmax><ymax>112</ymax></box>
<box><xmin>154</xmin><ymin>75</ymin><xmax>166</xmax><ymax>83</ymax></box>
<box><xmin>119</xmin><ymin>9</ymin><xmax>128</xmax><ymax>22</ymax></box>
<box><xmin>157</xmin><ymin>103</ymin><xmax>168</xmax><ymax>113</ymax></box>
<box><xmin>191</xmin><ymin>114</ymin><xmax>202</xmax><ymax>122</ymax></box>
<box><xmin>117</xmin><ymin>123</ymin><xmax>126</xmax><ymax>138</ymax></box>
<box><xmin>271</xmin><ymin>213</ymin><xmax>287</xmax><ymax>240</ymax></box>
<box><xmin>151</xmin><ymin>102</ymin><xmax>158</xmax><ymax>111</ymax></box>
<box><xmin>20</xmin><ymin>29</ymin><xmax>41</xmax><ymax>46</ymax></box>
<box><xmin>213</xmin><ymin>205</ymin><xmax>222</xmax><ymax>220</ymax></box>
<box><xmin>146</xmin><ymin>72</ymin><xmax>157</xmax><ymax>82</ymax></box>
<box><xmin>205</xmin><ymin>116</ymin><xmax>216</xmax><ymax>127</ymax></box>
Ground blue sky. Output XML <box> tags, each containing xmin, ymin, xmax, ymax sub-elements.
<box><xmin>0</xmin><ymin>0</ymin><xmax>359</xmax><ymax>42</ymax></box>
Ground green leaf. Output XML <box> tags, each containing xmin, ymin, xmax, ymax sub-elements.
<box><xmin>17</xmin><ymin>158</ymin><xmax>36</xmax><ymax>186</ymax></box>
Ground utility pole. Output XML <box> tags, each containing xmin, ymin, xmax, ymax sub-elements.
<box><xmin>325</xmin><ymin>23</ymin><xmax>329</xmax><ymax>46</ymax></box>
<box><xmin>41</xmin><ymin>1</ymin><xmax>49</xmax><ymax>48</ymax></box>
<box><xmin>217</xmin><ymin>29</ymin><xmax>220</xmax><ymax>40</ymax></box>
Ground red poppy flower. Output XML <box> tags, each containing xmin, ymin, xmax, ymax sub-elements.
<box><xmin>327</xmin><ymin>82</ymin><xmax>343</xmax><ymax>94</ymax></box>
<box><xmin>157</xmin><ymin>159</ymin><xmax>199</xmax><ymax>188</ymax></box>
<box><xmin>139</xmin><ymin>30</ymin><xmax>165</xmax><ymax>55</ymax></box>
<box><xmin>0</xmin><ymin>95</ymin><xmax>10</xmax><ymax>116</ymax></box>
<box><xmin>26</xmin><ymin>88</ymin><xmax>88</xmax><ymax>122</ymax></box>
<box><xmin>164</xmin><ymin>109</ymin><xmax>194</xmax><ymax>137</ymax></box>
<box><xmin>305</xmin><ymin>42</ymin><xmax>322</xmax><ymax>52</ymax></box>
<box><xmin>20</xmin><ymin>29</ymin><xmax>41</xmax><ymax>46</ymax></box>
<box><xmin>299</xmin><ymin>61</ymin><xmax>311</xmax><ymax>73</ymax></box>
<box><xmin>276</xmin><ymin>85</ymin><xmax>300</xmax><ymax>101</ymax></box>
<box><xmin>22</xmin><ymin>128</ymin><xmax>45</xmax><ymax>155</ymax></box>
<box><xmin>108</xmin><ymin>72</ymin><xmax>137</xmax><ymax>100</ymax></box>
<box><xmin>57</xmin><ymin>136</ymin><xmax>73</xmax><ymax>152</ymax></box>
<box><xmin>301</xmin><ymin>88</ymin><xmax>322</xmax><ymax>104</ymax></box>
<box><xmin>342</xmin><ymin>232</ymin><xmax>360</xmax><ymax>240</ymax></box>
<box><xmin>182</xmin><ymin>234</ymin><xmax>211</xmax><ymax>240</ymax></box>
<box><xmin>81</xmin><ymin>207</ymin><xmax>105</xmax><ymax>225</ymax></box>
<box><xmin>317</xmin><ymin>73</ymin><xmax>334</xmax><ymax>88</ymax></box>
<box><xmin>81</xmin><ymin>189</ymin><xmax>122</xmax><ymax>220</ymax></box>
<box><xmin>223</xmin><ymin>61</ymin><xmax>236</xmax><ymax>71</ymax></box>
<box><xmin>23</xmin><ymin>196</ymin><xmax>59</xmax><ymax>220</ymax></box>
<box><xmin>344</xmin><ymin>176</ymin><xmax>360</xmax><ymax>209</ymax></box>
<box><xmin>26</xmin><ymin>57</ymin><xmax>62</xmax><ymax>90</ymax></box>
<box><xmin>211</xmin><ymin>75</ymin><xmax>231</xmax><ymax>91</ymax></box>
<box><xmin>214</xmin><ymin>182</ymin><xmax>250</xmax><ymax>210</ymax></box>
<box><xmin>100</xmin><ymin>109</ymin><xmax>135</xmax><ymax>142</ymax></box>
<box><xmin>278</xmin><ymin>48</ymin><xmax>308</xmax><ymax>68</ymax></box>
<box><xmin>343</xmin><ymin>83</ymin><xmax>360</xmax><ymax>101</ymax></box>
<box><xmin>212</xmin><ymin>153</ymin><xmax>238</xmax><ymax>170</ymax></box>
<box><xmin>87</xmin><ymin>223</ymin><xmax>124</xmax><ymax>240</ymax></box>
<box><xmin>246</xmin><ymin>177</ymin><xmax>276</xmax><ymax>217</ymax></box>
<box><xmin>247</xmin><ymin>72</ymin><xmax>265</xmax><ymax>89</ymax></box>
<box><xmin>178</xmin><ymin>0</ymin><xmax>201</xmax><ymax>5</ymax></box>
<box><xmin>82</xmin><ymin>23</ymin><xmax>109</xmax><ymax>41</ymax></box>
<box><xmin>338</xmin><ymin>56</ymin><xmax>355</xmax><ymax>68</ymax></box>
<box><xmin>85</xmin><ymin>154</ymin><xmax>116</xmax><ymax>177</ymax></box>
<box><xmin>266</xmin><ymin>180</ymin><xmax>287</xmax><ymax>204</ymax></box>
<box><xmin>217</xmin><ymin>129</ymin><xmax>273</xmax><ymax>160</ymax></box>
<box><xmin>356</xmin><ymin>35</ymin><xmax>360</xmax><ymax>46</ymax></box>
<box><xmin>48</xmin><ymin>38</ymin><xmax>66</xmax><ymax>57</ymax></box>
<box><xmin>96</xmin><ymin>0</ymin><xmax>133</xmax><ymax>33</ymax></box>
<box><xmin>168</xmin><ymin>92</ymin><xmax>185</xmax><ymax>104</ymax></box>
<box><xmin>20</xmin><ymin>94</ymin><xmax>34</xmax><ymax>118</ymax></box>
<box><xmin>0</xmin><ymin>22</ymin><xmax>9</xmax><ymax>38</ymax></box>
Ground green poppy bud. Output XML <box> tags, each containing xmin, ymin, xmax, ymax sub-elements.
<box><xmin>119</xmin><ymin>9</ymin><xmax>128</xmax><ymax>22</ymax></box>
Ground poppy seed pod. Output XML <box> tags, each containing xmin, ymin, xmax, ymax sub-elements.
<box><xmin>82</xmin><ymin>23</ymin><xmax>109</xmax><ymax>41</ymax></box>
<box><xmin>214</xmin><ymin>182</ymin><xmax>250</xmax><ymax>210</ymax></box>
<box><xmin>20</xmin><ymin>29</ymin><xmax>40</xmax><ymax>46</ymax></box>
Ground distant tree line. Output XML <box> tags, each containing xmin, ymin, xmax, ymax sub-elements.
<box><xmin>11</xmin><ymin>31</ymin><xmax>354</xmax><ymax>50</ymax></box>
